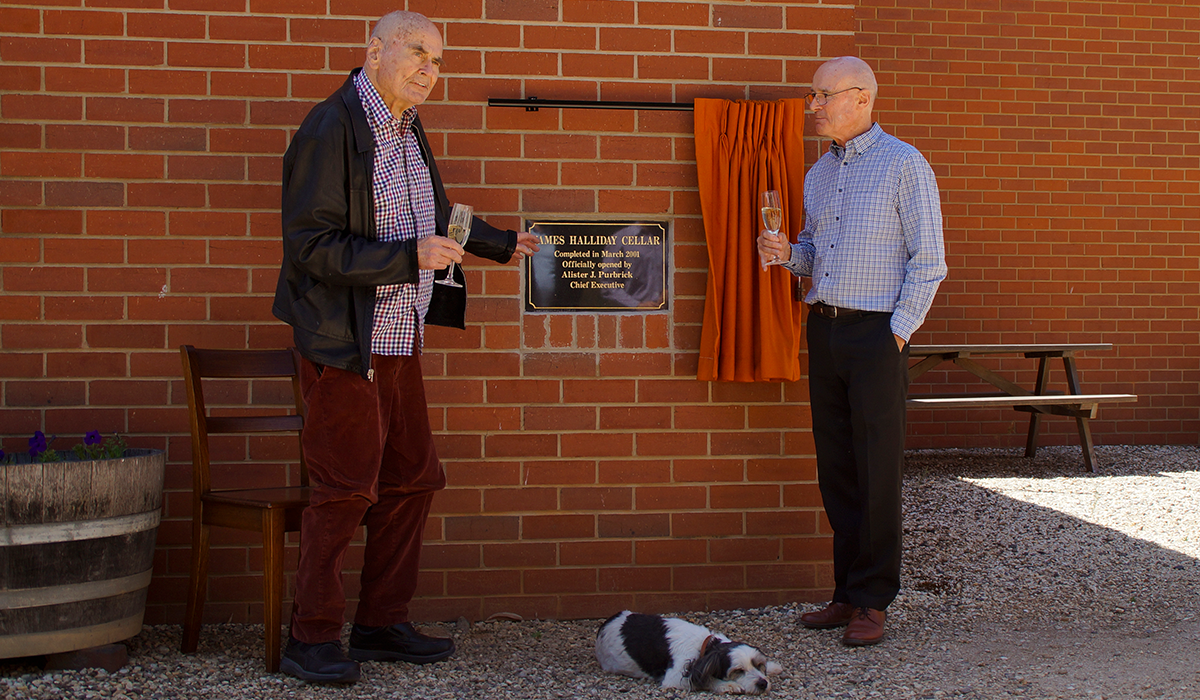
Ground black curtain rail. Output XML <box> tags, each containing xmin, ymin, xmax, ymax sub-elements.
<box><xmin>487</xmin><ymin>97</ymin><xmax>694</xmax><ymax>112</ymax></box>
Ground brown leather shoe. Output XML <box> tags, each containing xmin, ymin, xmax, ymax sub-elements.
<box><xmin>799</xmin><ymin>602</ymin><xmax>856</xmax><ymax>629</ymax></box>
<box><xmin>842</xmin><ymin>607</ymin><xmax>886</xmax><ymax>646</ymax></box>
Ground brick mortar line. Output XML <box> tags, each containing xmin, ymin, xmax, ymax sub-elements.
<box><xmin>7</xmin><ymin>11</ymin><xmax>856</xmax><ymax>30</ymax></box>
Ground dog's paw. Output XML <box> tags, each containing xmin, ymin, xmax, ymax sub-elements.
<box><xmin>765</xmin><ymin>661</ymin><xmax>783</xmax><ymax>676</ymax></box>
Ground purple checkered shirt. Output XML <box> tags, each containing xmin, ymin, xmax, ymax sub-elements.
<box><xmin>355</xmin><ymin>70</ymin><xmax>436</xmax><ymax>356</ymax></box>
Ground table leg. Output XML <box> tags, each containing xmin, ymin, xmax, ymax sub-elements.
<box><xmin>1076</xmin><ymin>410</ymin><xmax>1098</xmax><ymax>473</ymax></box>
<box><xmin>1061</xmin><ymin>355</ymin><xmax>1085</xmax><ymax>394</ymax></box>
<box><xmin>1024</xmin><ymin>356</ymin><xmax>1052</xmax><ymax>458</ymax></box>
<box><xmin>908</xmin><ymin>353</ymin><xmax>949</xmax><ymax>382</ymax></box>
<box><xmin>1062</xmin><ymin>355</ymin><xmax>1096</xmax><ymax>472</ymax></box>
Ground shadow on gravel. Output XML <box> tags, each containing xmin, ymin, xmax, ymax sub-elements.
<box><xmin>901</xmin><ymin>445</ymin><xmax>1200</xmax><ymax>699</ymax></box>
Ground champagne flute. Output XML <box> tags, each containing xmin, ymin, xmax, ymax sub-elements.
<box><xmin>436</xmin><ymin>203</ymin><xmax>473</xmax><ymax>288</ymax></box>
<box><xmin>760</xmin><ymin>190</ymin><xmax>784</xmax><ymax>268</ymax></box>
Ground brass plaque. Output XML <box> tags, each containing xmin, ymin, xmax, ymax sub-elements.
<box><xmin>525</xmin><ymin>221</ymin><xmax>668</xmax><ymax>312</ymax></box>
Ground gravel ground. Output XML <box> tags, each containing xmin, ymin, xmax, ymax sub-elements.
<box><xmin>4</xmin><ymin>445</ymin><xmax>1199</xmax><ymax>699</ymax></box>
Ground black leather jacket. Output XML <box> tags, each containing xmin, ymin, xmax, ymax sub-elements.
<box><xmin>272</xmin><ymin>69</ymin><xmax>517</xmax><ymax>379</ymax></box>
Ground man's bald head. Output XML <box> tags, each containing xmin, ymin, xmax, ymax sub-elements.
<box><xmin>371</xmin><ymin>11</ymin><xmax>437</xmax><ymax>45</ymax></box>
<box><xmin>817</xmin><ymin>56</ymin><xmax>878</xmax><ymax>100</ymax></box>
<box><xmin>363</xmin><ymin>11</ymin><xmax>443</xmax><ymax>116</ymax></box>
<box><xmin>809</xmin><ymin>56</ymin><xmax>878</xmax><ymax>146</ymax></box>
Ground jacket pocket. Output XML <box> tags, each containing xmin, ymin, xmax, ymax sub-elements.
<box><xmin>289</xmin><ymin>279</ymin><xmax>357</xmax><ymax>342</ymax></box>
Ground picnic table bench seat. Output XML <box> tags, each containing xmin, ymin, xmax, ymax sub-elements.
<box><xmin>906</xmin><ymin>344</ymin><xmax>1137</xmax><ymax>472</ymax></box>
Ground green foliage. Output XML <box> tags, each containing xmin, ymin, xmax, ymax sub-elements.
<box><xmin>72</xmin><ymin>433</ymin><xmax>128</xmax><ymax>461</ymax></box>
<box><xmin>1</xmin><ymin>430</ymin><xmax>128</xmax><ymax>464</ymax></box>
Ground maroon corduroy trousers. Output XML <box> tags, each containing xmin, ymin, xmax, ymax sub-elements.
<box><xmin>290</xmin><ymin>354</ymin><xmax>445</xmax><ymax>644</ymax></box>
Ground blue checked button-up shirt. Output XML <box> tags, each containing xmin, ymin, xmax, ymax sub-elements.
<box><xmin>355</xmin><ymin>70</ymin><xmax>436</xmax><ymax>356</ymax></box>
<box><xmin>783</xmin><ymin>123</ymin><xmax>947</xmax><ymax>341</ymax></box>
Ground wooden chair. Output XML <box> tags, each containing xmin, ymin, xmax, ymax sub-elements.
<box><xmin>179</xmin><ymin>345</ymin><xmax>311</xmax><ymax>672</ymax></box>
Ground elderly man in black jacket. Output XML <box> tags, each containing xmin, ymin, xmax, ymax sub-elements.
<box><xmin>271</xmin><ymin>11</ymin><xmax>537</xmax><ymax>684</ymax></box>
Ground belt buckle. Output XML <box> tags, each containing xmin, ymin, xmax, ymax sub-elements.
<box><xmin>826</xmin><ymin>304</ymin><xmax>838</xmax><ymax>319</ymax></box>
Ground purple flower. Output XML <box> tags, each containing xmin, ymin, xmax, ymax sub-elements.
<box><xmin>85</xmin><ymin>430</ymin><xmax>102</xmax><ymax>446</ymax></box>
<box><xmin>0</xmin><ymin>449</ymin><xmax>6</xmax><ymax>462</ymax></box>
<box><xmin>29</xmin><ymin>430</ymin><xmax>48</xmax><ymax>456</ymax></box>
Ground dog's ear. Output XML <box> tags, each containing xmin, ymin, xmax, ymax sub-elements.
<box><xmin>687</xmin><ymin>645</ymin><xmax>730</xmax><ymax>691</ymax></box>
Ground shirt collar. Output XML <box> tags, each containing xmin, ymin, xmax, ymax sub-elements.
<box><xmin>355</xmin><ymin>69</ymin><xmax>416</xmax><ymax>135</ymax></box>
<box><xmin>830</xmin><ymin>122</ymin><xmax>883</xmax><ymax>159</ymax></box>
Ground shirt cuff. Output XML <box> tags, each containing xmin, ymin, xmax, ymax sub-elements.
<box><xmin>890</xmin><ymin>313</ymin><xmax>918</xmax><ymax>343</ymax></box>
<box><xmin>781</xmin><ymin>243</ymin><xmax>809</xmax><ymax>276</ymax></box>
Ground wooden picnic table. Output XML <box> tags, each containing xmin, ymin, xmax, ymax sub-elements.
<box><xmin>906</xmin><ymin>344</ymin><xmax>1137</xmax><ymax>472</ymax></box>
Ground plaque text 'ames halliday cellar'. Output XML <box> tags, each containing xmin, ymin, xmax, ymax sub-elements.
<box><xmin>525</xmin><ymin>221</ymin><xmax>668</xmax><ymax>312</ymax></box>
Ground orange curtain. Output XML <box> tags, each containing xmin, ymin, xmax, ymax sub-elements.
<box><xmin>694</xmin><ymin>98</ymin><xmax>806</xmax><ymax>382</ymax></box>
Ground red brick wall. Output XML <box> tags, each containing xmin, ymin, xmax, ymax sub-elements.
<box><xmin>860</xmin><ymin>0</ymin><xmax>1200</xmax><ymax>447</ymax></box>
<box><xmin>4</xmin><ymin>0</ymin><xmax>1197</xmax><ymax>627</ymax></box>
<box><xmin>1</xmin><ymin>1</ymin><xmax>850</xmax><ymax>625</ymax></box>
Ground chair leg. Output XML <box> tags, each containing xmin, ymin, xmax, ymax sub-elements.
<box><xmin>262</xmin><ymin>510</ymin><xmax>287</xmax><ymax>673</ymax></box>
<box><xmin>181</xmin><ymin>516</ymin><xmax>211</xmax><ymax>654</ymax></box>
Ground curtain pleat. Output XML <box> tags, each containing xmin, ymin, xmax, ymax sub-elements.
<box><xmin>694</xmin><ymin>98</ymin><xmax>806</xmax><ymax>382</ymax></box>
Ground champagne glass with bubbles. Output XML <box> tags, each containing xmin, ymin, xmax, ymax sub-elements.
<box><xmin>436</xmin><ymin>203</ymin><xmax>472</xmax><ymax>288</ymax></box>
<box><xmin>760</xmin><ymin>190</ymin><xmax>784</xmax><ymax>268</ymax></box>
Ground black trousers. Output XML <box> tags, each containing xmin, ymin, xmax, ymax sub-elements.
<box><xmin>806</xmin><ymin>310</ymin><xmax>909</xmax><ymax>611</ymax></box>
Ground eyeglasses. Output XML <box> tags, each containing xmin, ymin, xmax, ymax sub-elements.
<box><xmin>804</xmin><ymin>87</ymin><xmax>863</xmax><ymax>107</ymax></box>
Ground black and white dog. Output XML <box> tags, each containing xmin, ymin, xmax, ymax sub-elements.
<box><xmin>596</xmin><ymin>611</ymin><xmax>783</xmax><ymax>694</ymax></box>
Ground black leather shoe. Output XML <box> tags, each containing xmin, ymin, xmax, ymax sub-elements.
<box><xmin>349</xmin><ymin>622</ymin><xmax>456</xmax><ymax>664</ymax></box>
<box><xmin>280</xmin><ymin>637</ymin><xmax>360</xmax><ymax>684</ymax></box>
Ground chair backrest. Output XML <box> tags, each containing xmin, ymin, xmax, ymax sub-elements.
<box><xmin>179</xmin><ymin>345</ymin><xmax>307</xmax><ymax>496</ymax></box>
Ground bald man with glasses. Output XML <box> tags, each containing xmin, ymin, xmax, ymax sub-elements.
<box><xmin>759</xmin><ymin>56</ymin><xmax>947</xmax><ymax>646</ymax></box>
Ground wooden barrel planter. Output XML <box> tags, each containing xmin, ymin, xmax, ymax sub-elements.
<box><xmin>0</xmin><ymin>448</ymin><xmax>165</xmax><ymax>659</ymax></box>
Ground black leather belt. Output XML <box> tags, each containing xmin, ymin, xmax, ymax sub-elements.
<box><xmin>809</xmin><ymin>301</ymin><xmax>867</xmax><ymax>319</ymax></box>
